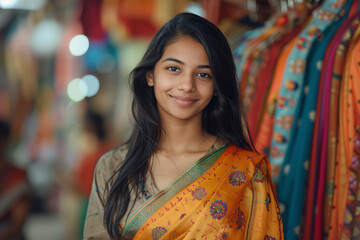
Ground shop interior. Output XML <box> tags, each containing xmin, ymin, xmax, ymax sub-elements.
<box><xmin>0</xmin><ymin>0</ymin><xmax>359</xmax><ymax>239</ymax></box>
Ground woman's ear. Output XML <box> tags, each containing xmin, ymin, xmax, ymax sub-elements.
<box><xmin>146</xmin><ymin>71</ymin><xmax>154</xmax><ymax>86</ymax></box>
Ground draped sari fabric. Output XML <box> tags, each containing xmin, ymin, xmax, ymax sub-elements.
<box><xmin>122</xmin><ymin>145</ymin><xmax>283</xmax><ymax>240</ymax></box>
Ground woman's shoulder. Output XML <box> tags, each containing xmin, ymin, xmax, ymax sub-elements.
<box><xmin>94</xmin><ymin>144</ymin><xmax>129</xmax><ymax>176</ymax></box>
<box><xmin>227</xmin><ymin>145</ymin><xmax>267</xmax><ymax>166</ymax></box>
<box><xmin>225</xmin><ymin>145</ymin><xmax>272</xmax><ymax>179</ymax></box>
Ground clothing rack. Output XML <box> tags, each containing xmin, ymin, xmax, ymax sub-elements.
<box><xmin>232</xmin><ymin>0</ymin><xmax>360</xmax><ymax>238</ymax></box>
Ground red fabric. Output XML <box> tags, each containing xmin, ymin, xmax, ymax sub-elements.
<box><xmin>117</xmin><ymin>16</ymin><xmax>158</xmax><ymax>38</ymax></box>
<box><xmin>80</xmin><ymin>0</ymin><xmax>106</xmax><ymax>40</ymax></box>
<box><xmin>0</xmin><ymin>164</ymin><xmax>27</xmax><ymax>195</ymax></box>
<box><xmin>116</xmin><ymin>0</ymin><xmax>158</xmax><ymax>38</ymax></box>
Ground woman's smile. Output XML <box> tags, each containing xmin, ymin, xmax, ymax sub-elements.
<box><xmin>169</xmin><ymin>95</ymin><xmax>198</xmax><ymax>107</ymax></box>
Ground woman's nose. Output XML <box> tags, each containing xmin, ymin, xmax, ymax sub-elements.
<box><xmin>177</xmin><ymin>73</ymin><xmax>195</xmax><ymax>92</ymax></box>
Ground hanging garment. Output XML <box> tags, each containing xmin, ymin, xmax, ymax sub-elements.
<box><xmin>330</xmin><ymin>22</ymin><xmax>360</xmax><ymax>240</ymax></box>
<box><xmin>276</xmin><ymin>14</ymin><xmax>346</xmax><ymax>237</ymax></box>
<box><xmin>271</xmin><ymin>0</ymin><xmax>353</xmax><ymax>239</ymax></box>
<box><xmin>269</xmin><ymin>0</ymin><xmax>349</xmax><ymax>174</ymax></box>
<box><xmin>246</xmin><ymin>23</ymin><xmax>305</xmax><ymax>141</ymax></box>
<box><xmin>340</xmin><ymin>20</ymin><xmax>360</xmax><ymax>239</ymax></box>
<box><xmin>234</xmin><ymin>4</ymin><xmax>312</xmax><ymax>142</ymax></box>
<box><xmin>345</xmin><ymin>27</ymin><xmax>360</xmax><ymax>239</ymax></box>
<box><xmin>234</xmin><ymin>27</ymin><xmax>265</xmax><ymax>86</ymax></box>
<box><xmin>300</xmin><ymin>11</ymin><xmax>360</xmax><ymax>240</ymax></box>
<box><xmin>254</xmin><ymin>35</ymin><xmax>299</xmax><ymax>159</ymax></box>
<box><xmin>314</xmin><ymin>10</ymin><xmax>360</xmax><ymax>240</ymax></box>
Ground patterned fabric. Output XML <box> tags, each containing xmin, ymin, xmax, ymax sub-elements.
<box><xmin>234</xmin><ymin>27</ymin><xmax>265</xmax><ymax>85</ymax></box>
<box><xmin>348</xmin><ymin>24</ymin><xmax>360</xmax><ymax>239</ymax></box>
<box><xmin>292</xmin><ymin>10</ymin><xmax>360</xmax><ymax>239</ymax></box>
<box><xmin>122</xmin><ymin>145</ymin><xmax>283</xmax><ymax>240</ymax></box>
<box><xmin>234</xmin><ymin>3</ymin><xmax>311</xmax><ymax>92</ymax></box>
<box><xmin>83</xmin><ymin>138</ymin><xmax>226</xmax><ymax>239</ymax></box>
<box><xmin>301</xmin><ymin>17</ymin><xmax>345</xmax><ymax>239</ymax></box>
<box><xmin>246</xmin><ymin>23</ymin><xmax>306</xmax><ymax>140</ymax></box>
<box><xmin>314</xmin><ymin>12</ymin><xmax>360</xmax><ymax>240</ymax></box>
<box><xmin>269</xmin><ymin>0</ymin><xmax>348</xmax><ymax>174</ymax></box>
<box><xmin>337</xmin><ymin>22</ymin><xmax>360</xmax><ymax>240</ymax></box>
<box><xmin>254</xmin><ymin>36</ymin><xmax>298</xmax><ymax>160</ymax></box>
<box><xmin>268</xmin><ymin>0</ymin><xmax>352</xmax><ymax>239</ymax></box>
<box><xmin>321</xmin><ymin>13</ymin><xmax>360</xmax><ymax>240</ymax></box>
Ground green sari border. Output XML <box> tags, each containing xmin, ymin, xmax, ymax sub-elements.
<box><xmin>121</xmin><ymin>144</ymin><xmax>229</xmax><ymax>238</ymax></box>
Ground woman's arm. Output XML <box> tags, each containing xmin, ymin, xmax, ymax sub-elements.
<box><xmin>83</xmin><ymin>153</ymin><xmax>113</xmax><ymax>240</ymax></box>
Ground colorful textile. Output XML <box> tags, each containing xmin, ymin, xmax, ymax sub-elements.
<box><xmin>84</xmin><ymin>138</ymin><xmax>225</xmax><ymax>239</ymax></box>
<box><xmin>254</xmin><ymin>36</ymin><xmax>297</xmax><ymax>158</ymax></box>
<box><xmin>348</xmin><ymin>23</ymin><xmax>360</xmax><ymax>240</ymax></box>
<box><xmin>269</xmin><ymin>0</ymin><xmax>348</xmax><ymax>171</ymax></box>
<box><xmin>246</xmin><ymin>23</ymin><xmax>305</xmax><ymax>140</ymax></box>
<box><xmin>236</xmin><ymin>4</ymin><xmax>311</xmax><ymax>98</ymax></box>
<box><xmin>122</xmin><ymin>145</ymin><xmax>283</xmax><ymax>240</ymax></box>
<box><xmin>336</xmin><ymin>22</ymin><xmax>360</xmax><ymax>240</ymax></box>
<box><xmin>275</xmin><ymin>0</ymin><xmax>355</xmax><ymax>238</ymax></box>
<box><xmin>320</xmin><ymin>12</ymin><xmax>360</xmax><ymax>240</ymax></box>
<box><xmin>315</xmin><ymin>12</ymin><xmax>360</xmax><ymax>240</ymax></box>
<box><xmin>297</xmin><ymin>10</ymin><xmax>360</xmax><ymax>239</ymax></box>
<box><xmin>232</xmin><ymin>0</ymin><xmax>360</xmax><ymax>238</ymax></box>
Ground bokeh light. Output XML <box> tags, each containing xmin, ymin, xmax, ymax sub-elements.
<box><xmin>69</xmin><ymin>34</ymin><xmax>89</xmax><ymax>56</ymax></box>
<box><xmin>0</xmin><ymin>0</ymin><xmax>46</xmax><ymax>10</ymax></box>
<box><xmin>185</xmin><ymin>2</ymin><xmax>205</xmax><ymax>17</ymax></box>
<box><xmin>67</xmin><ymin>78</ymin><xmax>87</xmax><ymax>102</ymax></box>
<box><xmin>0</xmin><ymin>0</ymin><xmax>14</xmax><ymax>8</ymax></box>
<box><xmin>82</xmin><ymin>74</ymin><xmax>100</xmax><ymax>97</ymax></box>
<box><xmin>30</xmin><ymin>19</ymin><xmax>63</xmax><ymax>57</ymax></box>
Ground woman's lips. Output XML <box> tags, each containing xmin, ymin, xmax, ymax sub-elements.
<box><xmin>170</xmin><ymin>95</ymin><xmax>198</xmax><ymax>106</ymax></box>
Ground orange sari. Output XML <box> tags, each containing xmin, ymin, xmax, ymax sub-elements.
<box><xmin>121</xmin><ymin>145</ymin><xmax>284</xmax><ymax>240</ymax></box>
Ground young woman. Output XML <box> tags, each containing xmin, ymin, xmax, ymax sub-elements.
<box><xmin>84</xmin><ymin>12</ymin><xmax>283</xmax><ymax>240</ymax></box>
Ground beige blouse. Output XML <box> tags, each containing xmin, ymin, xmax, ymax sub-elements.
<box><xmin>83</xmin><ymin>138</ymin><xmax>226</xmax><ymax>239</ymax></box>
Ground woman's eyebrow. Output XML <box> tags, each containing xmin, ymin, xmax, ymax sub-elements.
<box><xmin>162</xmin><ymin>57</ymin><xmax>211</xmax><ymax>69</ymax></box>
<box><xmin>162</xmin><ymin>57</ymin><xmax>184</xmax><ymax>64</ymax></box>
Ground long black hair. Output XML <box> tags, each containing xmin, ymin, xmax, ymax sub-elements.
<box><xmin>104</xmin><ymin>12</ymin><xmax>254</xmax><ymax>239</ymax></box>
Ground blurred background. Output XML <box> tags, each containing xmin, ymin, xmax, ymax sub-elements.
<box><xmin>3</xmin><ymin>0</ymin><xmax>357</xmax><ymax>239</ymax></box>
<box><xmin>0</xmin><ymin>0</ymin><xmax>277</xmax><ymax>239</ymax></box>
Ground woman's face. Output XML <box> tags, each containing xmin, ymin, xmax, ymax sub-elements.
<box><xmin>146</xmin><ymin>36</ymin><xmax>215</xmax><ymax>123</ymax></box>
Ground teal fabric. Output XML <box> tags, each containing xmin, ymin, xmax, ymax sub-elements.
<box><xmin>269</xmin><ymin>0</ymin><xmax>350</xmax><ymax>175</ymax></box>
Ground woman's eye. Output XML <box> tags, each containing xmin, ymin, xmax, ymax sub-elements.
<box><xmin>197</xmin><ymin>72</ymin><xmax>211</xmax><ymax>78</ymax></box>
<box><xmin>167</xmin><ymin>66</ymin><xmax>180</xmax><ymax>72</ymax></box>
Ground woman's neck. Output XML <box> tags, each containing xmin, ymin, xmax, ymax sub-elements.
<box><xmin>157</xmin><ymin>117</ymin><xmax>216</xmax><ymax>155</ymax></box>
